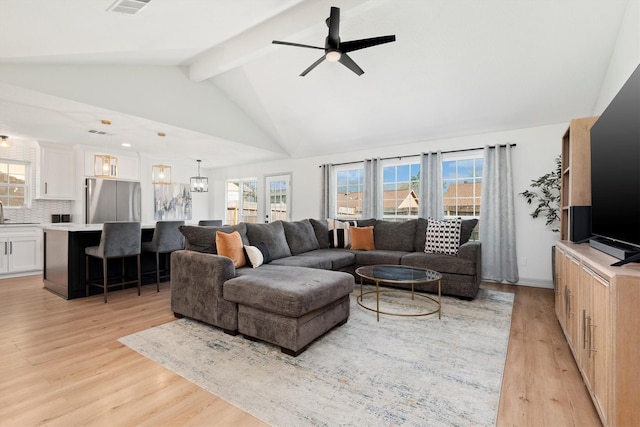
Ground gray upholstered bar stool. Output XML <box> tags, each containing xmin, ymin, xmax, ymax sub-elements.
<box><xmin>198</xmin><ymin>220</ymin><xmax>222</xmax><ymax>226</ymax></box>
<box><xmin>85</xmin><ymin>221</ymin><xmax>142</xmax><ymax>303</ymax></box>
<box><xmin>141</xmin><ymin>220</ymin><xmax>185</xmax><ymax>291</ymax></box>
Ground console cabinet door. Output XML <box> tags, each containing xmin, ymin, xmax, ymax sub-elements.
<box><xmin>578</xmin><ymin>264</ymin><xmax>610</xmax><ymax>425</ymax></box>
<box><xmin>555</xmin><ymin>246</ymin><xmax>565</xmax><ymax>330</ymax></box>
<box><xmin>590</xmin><ymin>271</ymin><xmax>609</xmax><ymax>425</ymax></box>
<box><xmin>564</xmin><ymin>254</ymin><xmax>581</xmax><ymax>352</ymax></box>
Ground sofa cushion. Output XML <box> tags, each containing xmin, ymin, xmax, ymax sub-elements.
<box><xmin>246</xmin><ymin>221</ymin><xmax>292</xmax><ymax>260</ymax></box>
<box><xmin>282</xmin><ymin>219</ymin><xmax>320</xmax><ymax>255</ymax></box>
<box><xmin>216</xmin><ymin>231</ymin><xmax>246</xmax><ymax>268</ymax></box>
<box><xmin>350</xmin><ymin>226</ymin><xmax>375</xmax><ymax>251</ymax></box>
<box><xmin>224</xmin><ymin>265</ymin><xmax>354</xmax><ymax>318</ymax></box>
<box><xmin>309</xmin><ymin>218</ymin><xmax>330</xmax><ymax>249</ymax></box>
<box><xmin>460</xmin><ymin>219</ymin><xmax>479</xmax><ymax>245</ymax></box>
<box><xmin>414</xmin><ymin>217</ymin><xmax>429</xmax><ymax>252</ymax></box>
<box><xmin>270</xmin><ymin>255</ymin><xmax>332</xmax><ymax>270</ymax></box>
<box><xmin>373</xmin><ymin>219</ymin><xmax>417</xmax><ymax>252</ymax></box>
<box><xmin>354</xmin><ymin>250</ymin><xmax>408</xmax><ymax>266</ymax></box>
<box><xmin>424</xmin><ymin>217</ymin><xmax>462</xmax><ymax>255</ymax></box>
<box><xmin>297</xmin><ymin>248</ymin><xmax>356</xmax><ymax>270</ymax></box>
<box><xmin>401</xmin><ymin>252</ymin><xmax>477</xmax><ymax>276</ymax></box>
<box><xmin>179</xmin><ymin>224</ymin><xmax>248</xmax><ymax>254</ymax></box>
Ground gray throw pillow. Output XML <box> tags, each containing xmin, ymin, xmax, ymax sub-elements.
<box><xmin>282</xmin><ymin>219</ymin><xmax>320</xmax><ymax>255</ymax></box>
<box><xmin>245</xmin><ymin>221</ymin><xmax>292</xmax><ymax>260</ymax></box>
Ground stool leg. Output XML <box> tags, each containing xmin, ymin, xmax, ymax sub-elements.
<box><xmin>103</xmin><ymin>258</ymin><xmax>108</xmax><ymax>303</ymax></box>
<box><xmin>137</xmin><ymin>254</ymin><xmax>141</xmax><ymax>296</ymax></box>
<box><xmin>85</xmin><ymin>255</ymin><xmax>90</xmax><ymax>297</ymax></box>
<box><xmin>121</xmin><ymin>258</ymin><xmax>125</xmax><ymax>290</ymax></box>
<box><xmin>155</xmin><ymin>251</ymin><xmax>160</xmax><ymax>292</ymax></box>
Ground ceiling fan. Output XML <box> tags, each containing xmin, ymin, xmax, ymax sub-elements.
<box><xmin>272</xmin><ymin>6</ymin><xmax>396</xmax><ymax>76</ymax></box>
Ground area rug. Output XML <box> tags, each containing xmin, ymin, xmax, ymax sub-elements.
<box><xmin>119</xmin><ymin>287</ymin><xmax>514</xmax><ymax>426</ymax></box>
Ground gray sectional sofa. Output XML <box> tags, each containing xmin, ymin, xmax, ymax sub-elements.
<box><xmin>171</xmin><ymin>218</ymin><xmax>481</xmax><ymax>355</ymax></box>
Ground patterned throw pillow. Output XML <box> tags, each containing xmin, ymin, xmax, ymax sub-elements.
<box><xmin>244</xmin><ymin>242</ymin><xmax>271</xmax><ymax>268</ymax></box>
<box><xmin>424</xmin><ymin>217</ymin><xmax>462</xmax><ymax>255</ymax></box>
<box><xmin>327</xmin><ymin>218</ymin><xmax>357</xmax><ymax>248</ymax></box>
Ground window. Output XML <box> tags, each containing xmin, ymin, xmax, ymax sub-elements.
<box><xmin>335</xmin><ymin>166</ymin><xmax>363</xmax><ymax>219</ymax></box>
<box><xmin>265</xmin><ymin>173</ymin><xmax>291</xmax><ymax>222</ymax></box>
<box><xmin>226</xmin><ymin>179</ymin><xmax>257</xmax><ymax>225</ymax></box>
<box><xmin>0</xmin><ymin>160</ymin><xmax>29</xmax><ymax>207</ymax></box>
<box><xmin>382</xmin><ymin>161</ymin><xmax>420</xmax><ymax>221</ymax></box>
<box><xmin>442</xmin><ymin>156</ymin><xmax>483</xmax><ymax>218</ymax></box>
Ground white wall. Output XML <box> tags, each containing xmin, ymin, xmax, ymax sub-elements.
<box><xmin>210</xmin><ymin>122</ymin><xmax>566</xmax><ymax>288</ymax></box>
<box><xmin>594</xmin><ymin>0</ymin><xmax>640</xmax><ymax>114</ymax></box>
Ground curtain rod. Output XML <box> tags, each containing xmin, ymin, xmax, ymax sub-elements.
<box><xmin>320</xmin><ymin>143</ymin><xmax>516</xmax><ymax>168</ymax></box>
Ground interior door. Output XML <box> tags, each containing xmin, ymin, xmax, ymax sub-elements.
<box><xmin>265</xmin><ymin>174</ymin><xmax>291</xmax><ymax>223</ymax></box>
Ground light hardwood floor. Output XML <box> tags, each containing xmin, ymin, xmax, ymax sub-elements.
<box><xmin>1</xmin><ymin>276</ymin><xmax>601</xmax><ymax>426</ymax></box>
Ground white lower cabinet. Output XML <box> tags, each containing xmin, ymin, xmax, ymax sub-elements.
<box><xmin>0</xmin><ymin>227</ymin><xmax>42</xmax><ymax>275</ymax></box>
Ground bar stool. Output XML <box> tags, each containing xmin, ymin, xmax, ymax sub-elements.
<box><xmin>85</xmin><ymin>221</ymin><xmax>142</xmax><ymax>303</ymax></box>
<box><xmin>142</xmin><ymin>220</ymin><xmax>185</xmax><ymax>291</ymax></box>
<box><xmin>198</xmin><ymin>220</ymin><xmax>223</xmax><ymax>226</ymax></box>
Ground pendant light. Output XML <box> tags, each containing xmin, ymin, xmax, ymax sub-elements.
<box><xmin>94</xmin><ymin>154</ymin><xmax>118</xmax><ymax>178</ymax></box>
<box><xmin>151</xmin><ymin>164</ymin><xmax>172</xmax><ymax>185</ymax></box>
<box><xmin>190</xmin><ymin>160</ymin><xmax>208</xmax><ymax>192</ymax></box>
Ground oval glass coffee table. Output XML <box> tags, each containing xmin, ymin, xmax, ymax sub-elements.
<box><xmin>355</xmin><ymin>265</ymin><xmax>443</xmax><ymax>321</ymax></box>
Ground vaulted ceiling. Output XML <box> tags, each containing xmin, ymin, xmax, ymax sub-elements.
<box><xmin>0</xmin><ymin>0</ymin><xmax>631</xmax><ymax>168</ymax></box>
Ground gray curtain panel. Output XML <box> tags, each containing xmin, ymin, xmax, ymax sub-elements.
<box><xmin>419</xmin><ymin>151</ymin><xmax>444</xmax><ymax>219</ymax></box>
<box><xmin>320</xmin><ymin>164</ymin><xmax>333</xmax><ymax>219</ymax></box>
<box><xmin>479</xmin><ymin>144</ymin><xmax>519</xmax><ymax>283</ymax></box>
<box><xmin>363</xmin><ymin>158</ymin><xmax>381</xmax><ymax>219</ymax></box>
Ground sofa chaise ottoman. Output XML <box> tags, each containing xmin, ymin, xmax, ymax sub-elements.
<box><xmin>223</xmin><ymin>265</ymin><xmax>354</xmax><ymax>356</ymax></box>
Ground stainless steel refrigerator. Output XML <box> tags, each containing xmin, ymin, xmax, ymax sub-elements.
<box><xmin>86</xmin><ymin>178</ymin><xmax>141</xmax><ymax>224</ymax></box>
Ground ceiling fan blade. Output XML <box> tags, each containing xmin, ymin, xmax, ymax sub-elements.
<box><xmin>272</xmin><ymin>40</ymin><xmax>325</xmax><ymax>50</ymax></box>
<box><xmin>326</xmin><ymin>7</ymin><xmax>340</xmax><ymax>48</ymax></box>
<box><xmin>340</xmin><ymin>35</ymin><xmax>396</xmax><ymax>53</ymax></box>
<box><xmin>300</xmin><ymin>56</ymin><xmax>326</xmax><ymax>76</ymax></box>
<box><xmin>338</xmin><ymin>53</ymin><xmax>364</xmax><ymax>76</ymax></box>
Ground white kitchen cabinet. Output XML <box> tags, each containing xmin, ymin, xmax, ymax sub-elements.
<box><xmin>0</xmin><ymin>227</ymin><xmax>42</xmax><ymax>275</ymax></box>
<box><xmin>36</xmin><ymin>142</ymin><xmax>76</xmax><ymax>200</ymax></box>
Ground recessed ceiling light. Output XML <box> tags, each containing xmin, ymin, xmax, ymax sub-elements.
<box><xmin>101</xmin><ymin>119</ymin><xmax>112</xmax><ymax>125</ymax></box>
<box><xmin>121</xmin><ymin>143</ymin><xmax>131</xmax><ymax>147</ymax></box>
<box><xmin>157</xmin><ymin>132</ymin><xmax>166</xmax><ymax>137</ymax></box>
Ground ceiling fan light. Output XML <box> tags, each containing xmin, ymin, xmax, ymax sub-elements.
<box><xmin>326</xmin><ymin>50</ymin><xmax>341</xmax><ymax>62</ymax></box>
<box><xmin>0</xmin><ymin>135</ymin><xmax>12</xmax><ymax>149</ymax></box>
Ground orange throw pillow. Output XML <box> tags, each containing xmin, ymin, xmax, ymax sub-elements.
<box><xmin>350</xmin><ymin>226</ymin><xmax>375</xmax><ymax>251</ymax></box>
<box><xmin>215</xmin><ymin>230</ymin><xmax>246</xmax><ymax>268</ymax></box>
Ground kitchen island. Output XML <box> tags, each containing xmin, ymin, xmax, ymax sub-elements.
<box><xmin>43</xmin><ymin>224</ymin><xmax>156</xmax><ymax>299</ymax></box>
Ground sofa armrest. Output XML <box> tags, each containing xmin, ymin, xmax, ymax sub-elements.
<box><xmin>170</xmin><ymin>250</ymin><xmax>239</xmax><ymax>332</ymax></box>
<box><xmin>458</xmin><ymin>241</ymin><xmax>481</xmax><ymax>262</ymax></box>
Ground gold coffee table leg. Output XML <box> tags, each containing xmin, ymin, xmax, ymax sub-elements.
<box><xmin>438</xmin><ymin>279</ymin><xmax>441</xmax><ymax>319</ymax></box>
<box><xmin>375</xmin><ymin>279</ymin><xmax>380</xmax><ymax>322</ymax></box>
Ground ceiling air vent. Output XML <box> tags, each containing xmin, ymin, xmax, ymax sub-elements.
<box><xmin>107</xmin><ymin>0</ymin><xmax>151</xmax><ymax>15</ymax></box>
<box><xmin>88</xmin><ymin>130</ymin><xmax>109</xmax><ymax>135</ymax></box>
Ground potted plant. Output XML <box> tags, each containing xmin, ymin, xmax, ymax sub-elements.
<box><xmin>519</xmin><ymin>155</ymin><xmax>561</xmax><ymax>232</ymax></box>
<box><xmin>519</xmin><ymin>155</ymin><xmax>561</xmax><ymax>286</ymax></box>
